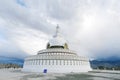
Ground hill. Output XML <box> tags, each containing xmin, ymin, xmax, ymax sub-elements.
<box><xmin>0</xmin><ymin>56</ymin><xmax>24</xmax><ymax>67</ymax></box>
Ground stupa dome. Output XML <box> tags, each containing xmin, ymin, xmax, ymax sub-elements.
<box><xmin>47</xmin><ymin>25</ymin><xmax>68</xmax><ymax>49</ymax></box>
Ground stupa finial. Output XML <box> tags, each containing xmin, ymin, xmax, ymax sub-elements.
<box><xmin>54</xmin><ymin>24</ymin><xmax>60</xmax><ymax>37</ymax></box>
<box><xmin>56</xmin><ymin>24</ymin><xmax>59</xmax><ymax>35</ymax></box>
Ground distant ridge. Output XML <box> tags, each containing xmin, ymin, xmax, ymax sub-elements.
<box><xmin>90</xmin><ymin>60</ymin><xmax>120</xmax><ymax>69</ymax></box>
<box><xmin>96</xmin><ymin>56</ymin><xmax>120</xmax><ymax>61</ymax></box>
<box><xmin>0</xmin><ymin>56</ymin><xmax>24</xmax><ymax>66</ymax></box>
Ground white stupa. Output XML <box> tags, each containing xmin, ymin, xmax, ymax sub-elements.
<box><xmin>22</xmin><ymin>25</ymin><xmax>92</xmax><ymax>73</ymax></box>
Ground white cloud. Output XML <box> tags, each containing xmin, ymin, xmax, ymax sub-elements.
<box><xmin>10</xmin><ymin>27</ymin><xmax>49</xmax><ymax>55</ymax></box>
<box><xmin>0</xmin><ymin>0</ymin><xmax>120</xmax><ymax>59</ymax></box>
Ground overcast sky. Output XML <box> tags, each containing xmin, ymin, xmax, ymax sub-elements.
<box><xmin>0</xmin><ymin>0</ymin><xmax>120</xmax><ymax>59</ymax></box>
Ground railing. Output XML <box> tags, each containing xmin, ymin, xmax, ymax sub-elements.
<box><xmin>37</xmin><ymin>48</ymin><xmax>76</xmax><ymax>54</ymax></box>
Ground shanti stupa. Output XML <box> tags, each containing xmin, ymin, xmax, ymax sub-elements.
<box><xmin>22</xmin><ymin>25</ymin><xmax>92</xmax><ymax>73</ymax></box>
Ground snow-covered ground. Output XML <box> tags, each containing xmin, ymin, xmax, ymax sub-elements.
<box><xmin>0</xmin><ymin>68</ymin><xmax>120</xmax><ymax>80</ymax></box>
<box><xmin>0</xmin><ymin>68</ymin><xmax>66</xmax><ymax>80</ymax></box>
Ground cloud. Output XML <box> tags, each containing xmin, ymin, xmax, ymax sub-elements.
<box><xmin>0</xmin><ymin>0</ymin><xmax>120</xmax><ymax>59</ymax></box>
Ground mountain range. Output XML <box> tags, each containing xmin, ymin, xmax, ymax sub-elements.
<box><xmin>0</xmin><ymin>56</ymin><xmax>24</xmax><ymax>66</ymax></box>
